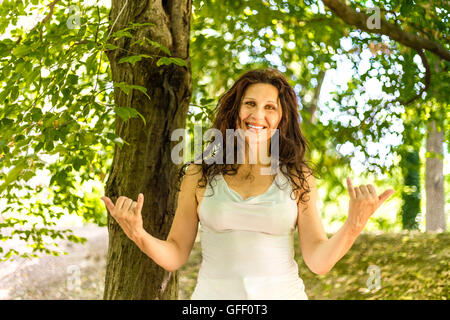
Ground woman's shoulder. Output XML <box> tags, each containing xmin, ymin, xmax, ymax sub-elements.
<box><xmin>286</xmin><ymin>164</ymin><xmax>313</xmax><ymax>180</ymax></box>
<box><xmin>287</xmin><ymin>164</ymin><xmax>316</xmax><ymax>199</ymax></box>
<box><xmin>183</xmin><ymin>163</ymin><xmax>206</xmax><ymax>190</ymax></box>
<box><xmin>185</xmin><ymin>163</ymin><xmax>202</xmax><ymax>175</ymax></box>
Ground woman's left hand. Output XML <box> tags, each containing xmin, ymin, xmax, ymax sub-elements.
<box><xmin>345</xmin><ymin>177</ymin><xmax>395</xmax><ymax>235</ymax></box>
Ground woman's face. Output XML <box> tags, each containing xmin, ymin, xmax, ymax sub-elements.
<box><xmin>236</xmin><ymin>83</ymin><xmax>282</xmax><ymax>145</ymax></box>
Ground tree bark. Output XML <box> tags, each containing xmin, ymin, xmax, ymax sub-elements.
<box><xmin>425</xmin><ymin>119</ymin><xmax>446</xmax><ymax>232</ymax></box>
<box><xmin>102</xmin><ymin>0</ymin><xmax>192</xmax><ymax>299</ymax></box>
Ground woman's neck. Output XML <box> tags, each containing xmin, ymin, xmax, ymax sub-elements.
<box><xmin>243</xmin><ymin>141</ymin><xmax>272</xmax><ymax>166</ymax></box>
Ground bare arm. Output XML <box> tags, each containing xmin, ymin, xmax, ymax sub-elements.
<box><xmin>296</xmin><ymin>169</ymin><xmax>394</xmax><ymax>275</ymax></box>
<box><xmin>295</xmin><ymin>169</ymin><xmax>330</xmax><ymax>275</ymax></box>
<box><xmin>135</xmin><ymin>164</ymin><xmax>201</xmax><ymax>272</ymax></box>
<box><xmin>295</xmin><ymin>167</ymin><xmax>356</xmax><ymax>275</ymax></box>
<box><xmin>102</xmin><ymin>164</ymin><xmax>201</xmax><ymax>273</ymax></box>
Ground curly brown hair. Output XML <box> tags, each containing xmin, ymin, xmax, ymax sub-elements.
<box><xmin>177</xmin><ymin>67</ymin><xmax>320</xmax><ymax>208</ymax></box>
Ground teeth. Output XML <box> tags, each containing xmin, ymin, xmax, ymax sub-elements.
<box><xmin>247</xmin><ymin>123</ymin><xmax>264</xmax><ymax>129</ymax></box>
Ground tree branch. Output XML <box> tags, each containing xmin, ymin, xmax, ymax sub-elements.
<box><xmin>309</xmin><ymin>70</ymin><xmax>326</xmax><ymax>124</ymax></box>
<box><xmin>400</xmin><ymin>48</ymin><xmax>431</xmax><ymax>106</ymax></box>
<box><xmin>30</xmin><ymin>0</ymin><xmax>61</xmax><ymax>33</ymax></box>
<box><xmin>321</xmin><ymin>0</ymin><xmax>450</xmax><ymax>61</ymax></box>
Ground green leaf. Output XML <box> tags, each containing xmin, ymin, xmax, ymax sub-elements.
<box><xmin>0</xmin><ymin>158</ymin><xmax>28</xmax><ymax>195</ymax></box>
<box><xmin>104</xmin><ymin>43</ymin><xmax>119</xmax><ymax>50</ymax></box>
<box><xmin>22</xmin><ymin>171</ymin><xmax>35</xmax><ymax>182</ymax></box>
<box><xmin>128</xmin><ymin>84</ymin><xmax>151</xmax><ymax>101</ymax></box>
<box><xmin>67</xmin><ymin>74</ymin><xmax>79</xmax><ymax>85</ymax></box>
<box><xmin>72</xmin><ymin>157</ymin><xmax>86</xmax><ymax>171</ymax></box>
<box><xmin>12</xmin><ymin>45</ymin><xmax>31</xmax><ymax>57</ymax></box>
<box><xmin>85</xmin><ymin>53</ymin><xmax>98</xmax><ymax>74</ymax></box>
<box><xmin>0</xmin><ymin>86</ymin><xmax>11</xmax><ymax>103</ymax></box>
<box><xmin>200</xmin><ymin>98</ymin><xmax>215</xmax><ymax>105</ymax></box>
<box><xmin>113</xmin><ymin>82</ymin><xmax>151</xmax><ymax>101</ymax></box>
<box><xmin>114</xmin><ymin>81</ymin><xmax>131</xmax><ymax>95</ymax></box>
<box><xmin>30</xmin><ymin>108</ymin><xmax>43</xmax><ymax>122</ymax></box>
<box><xmin>110</xmin><ymin>30</ymin><xmax>133</xmax><ymax>40</ymax></box>
<box><xmin>156</xmin><ymin>57</ymin><xmax>187</xmax><ymax>67</ymax></box>
<box><xmin>114</xmin><ymin>106</ymin><xmax>131</xmax><ymax>121</ymax></box>
<box><xmin>145</xmin><ymin>38</ymin><xmax>171</xmax><ymax>55</ymax></box>
<box><xmin>10</xmin><ymin>86</ymin><xmax>19</xmax><ymax>102</ymax></box>
<box><xmin>114</xmin><ymin>106</ymin><xmax>146</xmax><ymax>126</ymax></box>
<box><xmin>127</xmin><ymin>22</ymin><xmax>155</xmax><ymax>28</ymax></box>
<box><xmin>25</xmin><ymin>68</ymin><xmax>40</xmax><ymax>84</ymax></box>
<box><xmin>118</xmin><ymin>54</ymin><xmax>151</xmax><ymax>66</ymax></box>
<box><xmin>400</xmin><ymin>2</ymin><xmax>413</xmax><ymax>15</ymax></box>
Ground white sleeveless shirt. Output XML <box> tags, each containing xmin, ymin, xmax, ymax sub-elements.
<box><xmin>191</xmin><ymin>165</ymin><xmax>308</xmax><ymax>300</ymax></box>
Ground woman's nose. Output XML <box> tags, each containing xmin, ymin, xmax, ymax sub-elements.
<box><xmin>250</xmin><ymin>105</ymin><xmax>266</xmax><ymax>118</ymax></box>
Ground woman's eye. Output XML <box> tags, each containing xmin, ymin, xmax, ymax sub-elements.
<box><xmin>245</xmin><ymin>101</ymin><xmax>275</xmax><ymax>109</ymax></box>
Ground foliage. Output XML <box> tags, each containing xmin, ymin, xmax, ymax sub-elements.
<box><xmin>0</xmin><ymin>1</ymin><xmax>113</xmax><ymax>261</ymax></box>
<box><xmin>0</xmin><ymin>1</ymin><xmax>183</xmax><ymax>261</ymax></box>
<box><xmin>317</xmin><ymin>0</ymin><xmax>449</xmax><ymax>177</ymax></box>
<box><xmin>188</xmin><ymin>0</ymin><xmax>448</xmax><ymax>228</ymax></box>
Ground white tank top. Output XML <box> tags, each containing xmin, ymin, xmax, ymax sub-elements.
<box><xmin>191</xmin><ymin>165</ymin><xmax>308</xmax><ymax>300</ymax></box>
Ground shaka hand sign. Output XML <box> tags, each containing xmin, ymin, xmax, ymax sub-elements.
<box><xmin>345</xmin><ymin>178</ymin><xmax>395</xmax><ymax>235</ymax></box>
<box><xmin>100</xmin><ymin>193</ymin><xmax>145</xmax><ymax>241</ymax></box>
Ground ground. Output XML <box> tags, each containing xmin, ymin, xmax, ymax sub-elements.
<box><xmin>0</xmin><ymin>224</ymin><xmax>108</xmax><ymax>300</ymax></box>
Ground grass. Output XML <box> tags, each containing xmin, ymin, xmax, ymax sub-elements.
<box><xmin>177</xmin><ymin>230</ymin><xmax>450</xmax><ymax>300</ymax></box>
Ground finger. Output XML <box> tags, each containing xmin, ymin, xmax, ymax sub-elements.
<box><xmin>367</xmin><ymin>184</ymin><xmax>377</xmax><ymax>197</ymax></box>
<box><xmin>100</xmin><ymin>196</ymin><xmax>115</xmax><ymax>213</ymax></box>
<box><xmin>135</xmin><ymin>193</ymin><xmax>144</xmax><ymax>214</ymax></box>
<box><xmin>346</xmin><ymin>178</ymin><xmax>356</xmax><ymax>198</ymax></box>
<box><xmin>131</xmin><ymin>201</ymin><xmax>137</xmax><ymax>212</ymax></box>
<box><xmin>378</xmin><ymin>189</ymin><xmax>395</xmax><ymax>203</ymax></box>
<box><xmin>123</xmin><ymin>198</ymin><xmax>133</xmax><ymax>212</ymax></box>
<box><xmin>359</xmin><ymin>185</ymin><xmax>370</xmax><ymax>197</ymax></box>
<box><xmin>355</xmin><ymin>186</ymin><xmax>362</xmax><ymax>198</ymax></box>
<box><xmin>116</xmin><ymin>196</ymin><xmax>127</xmax><ymax>210</ymax></box>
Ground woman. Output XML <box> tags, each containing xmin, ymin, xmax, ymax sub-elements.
<box><xmin>101</xmin><ymin>68</ymin><xmax>395</xmax><ymax>300</ymax></box>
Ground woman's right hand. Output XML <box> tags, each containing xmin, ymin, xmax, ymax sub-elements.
<box><xmin>101</xmin><ymin>193</ymin><xmax>145</xmax><ymax>242</ymax></box>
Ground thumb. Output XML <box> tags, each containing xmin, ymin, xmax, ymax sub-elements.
<box><xmin>135</xmin><ymin>193</ymin><xmax>144</xmax><ymax>214</ymax></box>
<box><xmin>101</xmin><ymin>196</ymin><xmax>115</xmax><ymax>213</ymax></box>
<box><xmin>378</xmin><ymin>189</ymin><xmax>395</xmax><ymax>204</ymax></box>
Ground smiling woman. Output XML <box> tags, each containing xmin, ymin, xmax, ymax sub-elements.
<box><xmin>172</xmin><ymin>68</ymin><xmax>320</xmax><ymax>300</ymax></box>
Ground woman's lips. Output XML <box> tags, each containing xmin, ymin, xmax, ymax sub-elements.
<box><xmin>244</xmin><ymin>122</ymin><xmax>267</xmax><ymax>134</ymax></box>
<box><xmin>244</xmin><ymin>122</ymin><xmax>266</xmax><ymax>132</ymax></box>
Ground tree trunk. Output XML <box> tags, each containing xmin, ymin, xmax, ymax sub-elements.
<box><xmin>425</xmin><ymin>119</ymin><xmax>445</xmax><ymax>232</ymax></box>
<box><xmin>309</xmin><ymin>70</ymin><xmax>325</xmax><ymax>124</ymax></box>
<box><xmin>399</xmin><ymin>118</ymin><xmax>421</xmax><ymax>230</ymax></box>
<box><xmin>102</xmin><ymin>0</ymin><xmax>192</xmax><ymax>299</ymax></box>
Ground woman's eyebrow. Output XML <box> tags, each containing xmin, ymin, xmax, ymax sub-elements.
<box><xmin>243</xmin><ymin>97</ymin><xmax>278</xmax><ymax>105</ymax></box>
